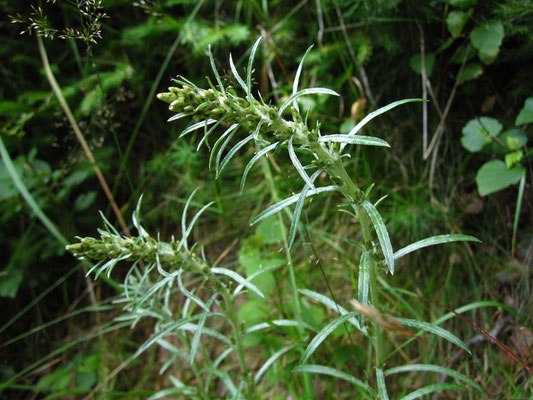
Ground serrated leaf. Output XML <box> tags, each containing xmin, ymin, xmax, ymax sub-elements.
<box><xmin>319</xmin><ymin>134</ymin><xmax>390</xmax><ymax>147</ymax></box>
<box><xmin>251</xmin><ymin>185</ymin><xmax>340</xmax><ymax>225</ymax></box>
<box><xmin>470</xmin><ymin>21</ymin><xmax>504</xmax><ymax>64</ymax></box>
<box><xmin>399</xmin><ymin>383</ymin><xmax>467</xmax><ymax>400</ymax></box>
<box><xmin>397</xmin><ymin>318</ymin><xmax>471</xmax><ymax>353</ymax></box>
<box><xmin>385</xmin><ymin>364</ymin><xmax>484</xmax><ymax>393</ymax></box>
<box><xmin>301</xmin><ymin>312</ymin><xmax>358</xmax><ymax>364</ymax></box>
<box><xmin>211</xmin><ymin>267</ymin><xmax>264</xmax><ymax>298</ymax></box>
<box><xmin>240</xmin><ymin>141</ymin><xmax>279</xmax><ymax>192</ymax></box>
<box><xmin>393</xmin><ymin>234</ymin><xmax>481</xmax><ymax>260</ymax></box>
<box><xmin>360</xmin><ymin>200</ymin><xmax>394</xmax><ymax>274</ymax></box>
<box><xmin>476</xmin><ymin>160</ymin><xmax>525</xmax><ymax>196</ymax></box>
<box><xmin>515</xmin><ymin>97</ymin><xmax>533</xmax><ymax>126</ymax></box>
<box><xmin>278</xmin><ymin>88</ymin><xmax>339</xmax><ymax>116</ymax></box>
<box><xmin>376</xmin><ymin>368</ymin><xmax>390</xmax><ymax>400</ymax></box>
<box><xmin>293</xmin><ymin>365</ymin><xmax>375</xmax><ymax>397</ymax></box>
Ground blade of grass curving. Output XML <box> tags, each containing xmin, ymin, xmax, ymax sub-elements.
<box><xmin>319</xmin><ymin>134</ymin><xmax>390</xmax><ymax>147</ymax></box>
<box><xmin>358</xmin><ymin>251</ymin><xmax>370</xmax><ymax>326</ymax></box>
<box><xmin>246</xmin><ymin>36</ymin><xmax>263</xmax><ymax>101</ymax></box>
<box><xmin>255</xmin><ymin>344</ymin><xmax>298</xmax><ymax>384</ymax></box>
<box><xmin>240</xmin><ymin>141</ymin><xmax>279</xmax><ymax>192</ymax></box>
<box><xmin>432</xmin><ymin>300</ymin><xmax>519</xmax><ymax>325</ymax></box>
<box><xmin>385</xmin><ymin>364</ymin><xmax>483</xmax><ymax>393</ymax></box>
<box><xmin>394</xmin><ymin>234</ymin><xmax>481</xmax><ymax>260</ymax></box>
<box><xmin>360</xmin><ymin>200</ymin><xmax>395</xmax><ymax>274</ymax></box>
<box><xmin>251</xmin><ymin>185</ymin><xmax>341</xmax><ymax>225</ymax></box>
<box><xmin>211</xmin><ymin>267</ymin><xmax>264</xmax><ymax>298</ymax></box>
<box><xmin>217</xmin><ymin>135</ymin><xmax>254</xmax><ymax>178</ymax></box>
<box><xmin>208</xmin><ymin>44</ymin><xmax>226</xmax><ymax>96</ymax></box>
<box><xmin>229</xmin><ymin>53</ymin><xmax>248</xmax><ymax>95</ymax></box>
<box><xmin>245</xmin><ymin>319</ymin><xmax>316</xmax><ymax>335</ymax></box>
<box><xmin>292</xmin><ymin>45</ymin><xmax>314</xmax><ymax>112</ymax></box>
<box><xmin>180</xmin><ymin>119</ymin><xmax>217</xmax><ymax>138</ymax></box>
<box><xmin>376</xmin><ymin>368</ymin><xmax>390</xmax><ymax>400</ymax></box>
<box><xmin>167</xmin><ymin>112</ymin><xmax>189</xmax><ymax>122</ymax></box>
<box><xmin>293</xmin><ymin>365</ymin><xmax>375</xmax><ymax>398</ymax></box>
<box><xmin>299</xmin><ymin>288</ymin><xmax>363</xmax><ymax>331</ymax></box>
<box><xmin>300</xmin><ymin>312</ymin><xmax>358</xmax><ymax>365</ymax></box>
<box><xmin>180</xmin><ymin>189</ymin><xmax>199</xmax><ymax>250</ymax></box>
<box><xmin>190</xmin><ymin>294</ymin><xmax>218</xmax><ymax>364</ymax></box>
<box><xmin>288</xmin><ymin>170</ymin><xmax>321</xmax><ymax>249</ymax></box>
<box><xmin>177</xmin><ymin>269</ymin><xmax>209</xmax><ymax>312</ymax></box>
<box><xmin>209</xmin><ymin>123</ymin><xmax>239</xmax><ymax>170</ymax></box>
<box><xmin>278</xmin><ymin>88</ymin><xmax>339</xmax><ymax>116</ymax></box>
<box><xmin>288</xmin><ymin>136</ymin><xmax>316</xmax><ymax>191</ymax></box>
<box><xmin>396</xmin><ymin>318</ymin><xmax>471</xmax><ymax>353</ymax></box>
<box><xmin>399</xmin><ymin>383</ymin><xmax>466</xmax><ymax>400</ymax></box>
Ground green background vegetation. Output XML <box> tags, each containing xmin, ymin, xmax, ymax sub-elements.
<box><xmin>1</xmin><ymin>0</ymin><xmax>532</xmax><ymax>398</ymax></box>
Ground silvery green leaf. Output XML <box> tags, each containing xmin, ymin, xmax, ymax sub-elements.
<box><xmin>178</xmin><ymin>322</ymin><xmax>231</xmax><ymax>345</ymax></box>
<box><xmin>298</xmin><ymin>288</ymin><xmax>363</xmax><ymax>332</ymax></box>
<box><xmin>292</xmin><ymin>45</ymin><xmax>314</xmax><ymax>112</ymax></box>
<box><xmin>376</xmin><ymin>368</ymin><xmax>390</xmax><ymax>400</ymax></box>
<box><xmin>255</xmin><ymin>344</ymin><xmax>298</xmax><ymax>384</ymax></box>
<box><xmin>183</xmin><ymin>201</ymin><xmax>214</xmax><ymax>239</ymax></box>
<box><xmin>399</xmin><ymin>383</ymin><xmax>466</xmax><ymax>400</ymax></box>
<box><xmin>246</xmin><ymin>36</ymin><xmax>262</xmax><ymax>101</ymax></box>
<box><xmin>360</xmin><ymin>200</ymin><xmax>395</xmax><ymax>274</ymax></box>
<box><xmin>240</xmin><ymin>141</ymin><xmax>279</xmax><ymax>192</ymax></box>
<box><xmin>215</xmin><ymin>129</ymin><xmax>238</xmax><ymax>174</ymax></box>
<box><xmin>132</xmin><ymin>195</ymin><xmax>149</xmax><ymax>238</ymax></box>
<box><xmin>180</xmin><ymin>189</ymin><xmax>198</xmax><ymax>250</ymax></box>
<box><xmin>293</xmin><ymin>365</ymin><xmax>375</xmax><ymax>398</ymax></box>
<box><xmin>393</xmin><ymin>234</ymin><xmax>481</xmax><ymax>260</ymax></box>
<box><xmin>278</xmin><ymin>88</ymin><xmax>339</xmax><ymax>116</ymax></box>
<box><xmin>190</xmin><ymin>294</ymin><xmax>218</xmax><ymax>364</ymax></box>
<box><xmin>180</xmin><ymin>119</ymin><xmax>217</xmax><ymax>138</ymax></box>
<box><xmin>385</xmin><ymin>364</ymin><xmax>483</xmax><ymax>394</ymax></box>
<box><xmin>211</xmin><ymin>267</ymin><xmax>265</xmax><ymax>298</ymax></box>
<box><xmin>217</xmin><ymin>135</ymin><xmax>254</xmax><ymax>178</ymax></box>
<box><xmin>288</xmin><ymin>136</ymin><xmax>316</xmax><ymax>191</ymax></box>
<box><xmin>209</xmin><ymin>123</ymin><xmax>239</xmax><ymax>170</ymax></box>
<box><xmin>251</xmin><ymin>185</ymin><xmax>340</xmax><ymax>225</ymax></box>
<box><xmin>245</xmin><ymin>319</ymin><xmax>315</xmax><ymax>335</ymax></box>
<box><xmin>358</xmin><ymin>251</ymin><xmax>370</xmax><ymax>326</ymax></box>
<box><xmin>197</xmin><ymin>118</ymin><xmax>225</xmax><ymax>151</ymax></box>
<box><xmin>301</xmin><ymin>312</ymin><xmax>357</xmax><ymax>364</ymax></box>
<box><xmin>233</xmin><ymin>261</ymin><xmax>284</xmax><ymax>296</ymax></box>
<box><xmin>319</xmin><ymin>134</ymin><xmax>390</xmax><ymax>147</ymax></box>
<box><xmin>177</xmin><ymin>269</ymin><xmax>209</xmax><ymax>312</ymax></box>
<box><xmin>288</xmin><ymin>169</ymin><xmax>321</xmax><ymax>250</ymax></box>
<box><xmin>167</xmin><ymin>113</ymin><xmax>189</xmax><ymax>122</ymax></box>
<box><xmin>208</xmin><ymin>44</ymin><xmax>225</xmax><ymax>96</ymax></box>
<box><xmin>229</xmin><ymin>53</ymin><xmax>248</xmax><ymax>95</ymax></box>
<box><xmin>396</xmin><ymin>318</ymin><xmax>471</xmax><ymax>354</ymax></box>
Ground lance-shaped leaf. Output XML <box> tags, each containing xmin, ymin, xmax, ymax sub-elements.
<box><xmin>209</xmin><ymin>123</ymin><xmax>239</xmax><ymax>170</ymax></box>
<box><xmin>292</xmin><ymin>45</ymin><xmax>314</xmax><ymax>112</ymax></box>
<box><xmin>360</xmin><ymin>200</ymin><xmax>395</xmax><ymax>274</ymax></box>
<box><xmin>197</xmin><ymin>118</ymin><xmax>225</xmax><ymax>151</ymax></box>
<box><xmin>293</xmin><ymin>365</ymin><xmax>375</xmax><ymax>398</ymax></box>
<box><xmin>251</xmin><ymin>185</ymin><xmax>340</xmax><ymax>225</ymax></box>
<box><xmin>167</xmin><ymin>112</ymin><xmax>189</xmax><ymax>122</ymax></box>
<box><xmin>255</xmin><ymin>344</ymin><xmax>298</xmax><ymax>384</ymax></box>
<box><xmin>288</xmin><ymin>136</ymin><xmax>316</xmax><ymax>191</ymax></box>
<box><xmin>376</xmin><ymin>368</ymin><xmax>390</xmax><ymax>400</ymax></box>
<box><xmin>245</xmin><ymin>319</ymin><xmax>316</xmax><ymax>335</ymax></box>
<box><xmin>233</xmin><ymin>261</ymin><xmax>284</xmax><ymax>297</ymax></box>
<box><xmin>217</xmin><ymin>134</ymin><xmax>254</xmax><ymax>178</ymax></box>
<box><xmin>396</xmin><ymin>318</ymin><xmax>471</xmax><ymax>354</ymax></box>
<box><xmin>190</xmin><ymin>294</ymin><xmax>218</xmax><ymax>364</ymax></box>
<box><xmin>180</xmin><ymin>119</ymin><xmax>217</xmax><ymax>138</ymax></box>
<box><xmin>240</xmin><ymin>141</ymin><xmax>279</xmax><ymax>192</ymax></box>
<box><xmin>208</xmin><ymin>44</ymin><xmax>225</xmax><ymax>96</ymax></box>
<box><xmin>319</xmin><ymin>134</ymin><xmax>390</xmax><ymax>147</ymax></box>
<box><xmin>211</xmin><ymin>267</ymin><xmax>264</xmax><ymax>299</ymax></box>
<box><xmin>229</xmin><ymin>53</ymin><xmax>248</xmax><ymax>95</ymax></box>
<box><xmin>399</xmin><ymin>383</ymin><xmax>466</xmax><ymax>400</ymax></box>
<box><xmin>246</xmin><ymin>36</ymin><xmax>262</xmax><ymax>101</ymax></box>
<box><xmin>300</xmin><ymin>312</ymin><xmax>358</xmax><ymax>365</ymax></box>
<box><xmin>394</xmin><ymin>234</ymin><xmax>481</xmax><ymax>260</ymax></box>
<box><xmin>357</xmin><ymin>251</ymin><xmax>370</xmax><ymax>326</ymax></box>
<box><xmin>278</xmin><ymin>88</ymin><xmax>339</xmax><ymax>116</ymax></box>
<box><xmin>177</xmin><ymin>269</ymin><xmax>209</xmax><ymax>312</ymax></box>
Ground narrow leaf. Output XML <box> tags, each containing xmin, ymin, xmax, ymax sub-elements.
<box><xmin>292</xmin><ymin>45</ymin><xmax>314</xmax><ymax>112</ymax></box>
<box><xmin>394</xmin><ymin>234</ymin><xmax>481</xmax><ymax>260</ymax></box>
<box><xmin>233</xmin><ymin>261</ymin><xmax>284</xmax><ymax>297</ymax></box>
<box><xmin>245</xmin><ymin>319</ymin><xmax>315</xmax><ymax>335</ymax></box>
<box><xmin>167</xmin><ymin>112</ymin><xmax>189</xmax><ymax>122</ymax></box>
<box><xmin>319</xmin><ymin>134</ymin><xmax>390</xmax><ymax>147</ymax></box>
<box><xmin>197</xmin><ymin>118</ymin><xmax>225</xmax><ymax>151</ymax></box>
<box><xmin>288</xmin><ymin>136</ymin><xmax>316</xmax><ymax>191</ymax></box>
<box><xmin>177</xmin><ymin>269</ymin><xmax>209</xmax><ymax>312</ymax></box>
<box><xmin>209</xmin><ymin>123</ymin><xmax>239</xmax><ymax>170</ymax></box>
<box><xmin>251</xmin><ymin>185</ymin><xmax>340</xmax><ymax>225</ymax></box>
<box><xmin>180</xmin><ymin>119</ymin><xmax>217</xmax><ymax>138</ymax></box>
<box><xmin>301</xmin><ymin>312</ymin><xmax>357</xmax><ymax>365</ymax></box>
<box><xmin>184</xmin><ymin>201</ymin><xmax>214</xmax><ymax>239</ymax></box>
<box><xmin>211</xmin><ymin>267</ymin><xmax>264</xmax><ymax>298</ymax></box>
<box><xmin>229</xmin><ymin>53</ymin><xmax>248</xmax><ymax>95</ymax></box>
<box><xmin>376</xmin><ymin>368</ymin><xmax>390</xmax><ymax>400</ymax></box>
<box><xmin>360</xmin><ymin>200</ymin><xmax>395</xmax><ymax>274</ymax></box>
<box><xmin>399</xmin><ymin>383</ymin><xmax>466</xmax><ymax>400</ymax></box>
<box><xmin>240</xmin><ymin>141</ymin><xmax>279</xmax><ymax>192</ymax></box>
<box><xmin>189</xmin><ymin>294</ymin><xmax>218</xmax><ymax>364</ymax></box>
<box><xmin>278</xmin><ymin>88</ymin><xmax>339</xmax><ymax>116</ymax></box>
<box><xmin>358</xmin><ymin>251</ymin><xmax>370</xmax><ymax>326</ymax></box>
<box><xmin>255</xmin><ymin>344</ymin><xmax>298</xmax><ymax>384</ymax></box>
<box><xmin>246</xmin><ymin>36</ymin><xmax>262</xmax><ymax>101</ymax></box>
<box><xmin>208</xmin><ymin>44</ymin><xmax>225</xmax><ymax>96</ymax></box>
<box><xmin>217</xmin><ymin>135</ymin><xmax>254</xmax><ymax>178</ymax></box>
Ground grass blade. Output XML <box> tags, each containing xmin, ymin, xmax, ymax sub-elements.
<box><xmin>376</xmin><ymin>368</ymin><xmax>390</xmax><ymax>400</ymax></box>
<box><xmin>255</xmin><ymin>344</ymin><xmax>298</xmax><ymax>384</ymax></box>
<box><xmin>399</xmin><ymin>383</ymin><xmax>466</xmax><ymax>400</ymax></box>
<box><xmin>358</xmin><ymin>251</ymin><xmax>370</xmax><ymax>326</ymax></box>
<box><xmin>393</xmin><ymin>234</ymin><xmax>481</xmax><ymax>260</ymax></box>
<box><xmin>360</xmin><ymin>200</ymin><xmax>395</xmax><ymax>274</ymax></box>
<box><xmin>319</xmin><ymin>134</ymin><xmax>390</xmax><ymax>147</ymax></box>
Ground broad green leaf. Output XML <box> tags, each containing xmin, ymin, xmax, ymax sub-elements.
<box><xmin>251</xmin><ymin>185</ymin><xmax>340</xmax><ymax>225</ymax></box>
<box><xmin>299</xmin><ymin>288</ymin><xmax>363</xmax><ymax>332</ymax></box>
<box><xmin>515</xmin><ymin>97</ymin><xmax>533</xmax><ymax>126</ymax></box>
<box><xmin>470</xmin><ymin>21</ymin><xmax>504</xmax><ymax>64</ymax></box>
<box><xmin>229</xmin><ymin>53</ymin><xmax>248</xmax><ymax>94</ymax></box>
<box><xmin>293</xmin><ymin>365</ymin><xmax>375</xmax><ymax>398</ymax></box>
<box><xmin>399</xmin><ymin>383</ymin><xmax>467</xmax><ymax>400</ymax></box>
<box><xmin>211</xmin><ymin>267</ymin><xmax>265</xmax><ymax>298</ymax></box>
<box><xmin>360</xmin><ymin>200</ymin><xmax>395</xmax><ymax>274</ymax></box>
<box><xmin>393</xmin><ymin>234</ymin><xmax>481</xmax><ymax>260</ymax></box>
<box><xmin>396</xmin><ymin>318</ymin><xmax>471</xmax><ymax>353</ymax></box>
<box><xmin>319</xmin><ymin>134</ymin><xmax>390</xmax><ymax>147</ymax></box>
<box><xmin>409</xmin><ymin>53</ymin><xmax>435</xmax><ymax>76</ymax></box>
<box><xmin>385</xmin><ymin>364</ymin><xmax>484</xmax><ymax>393</ymax></box>
<box><xmin>501</xmin><ymin>129</ymin><xmax>527</xmax><ymax>150</ymax></box>
<box><xmin>457</xmin><ymin>63</ymin><xmax>483</xmax><ymax>85</ymax></box>
<box><xmin>300</xmin><ymin>312</ymin><xmax>357</xmax><ymax>364</ymax></box>
<box><xmin>255</xmin><ymin>344</ymin><xmax>298</xmax><ymax>384</ymax></box>
<box><xmin>476</xmin><ymin>160</ymin><xmax>525</xmax><ymax>196</ymax></box>
<box><xmin>461</xmin><ymin>117</ymin><xmax>502</xmax><ymax>152</ymax></box>
<box><xmin>376</xmin><ymin>368</ymin><xmax>390</xmax><ymax>400</ymax></box>
<box><xmin>278</xmin><ymin>88</ymin><xmax>339</xmax><ymax>115</ymax></box>
<box><xmin>246</xmin><ymin>36</ymin><xmax>263</xmax><ymax>101</ymax></box>
<box><xmin>505</xmin><ymin>150</ymin><xmax>523</xmax><ymax>169</ymax></box>
<box><xmin>240</xmin><ymin>141</ymin><xmax>279</xmax><ymax>192</ymax></box>
<box><xmin>446</xmin><ymin>9</ymin><xmax>472</xmax><ymax>38</ymax></box>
